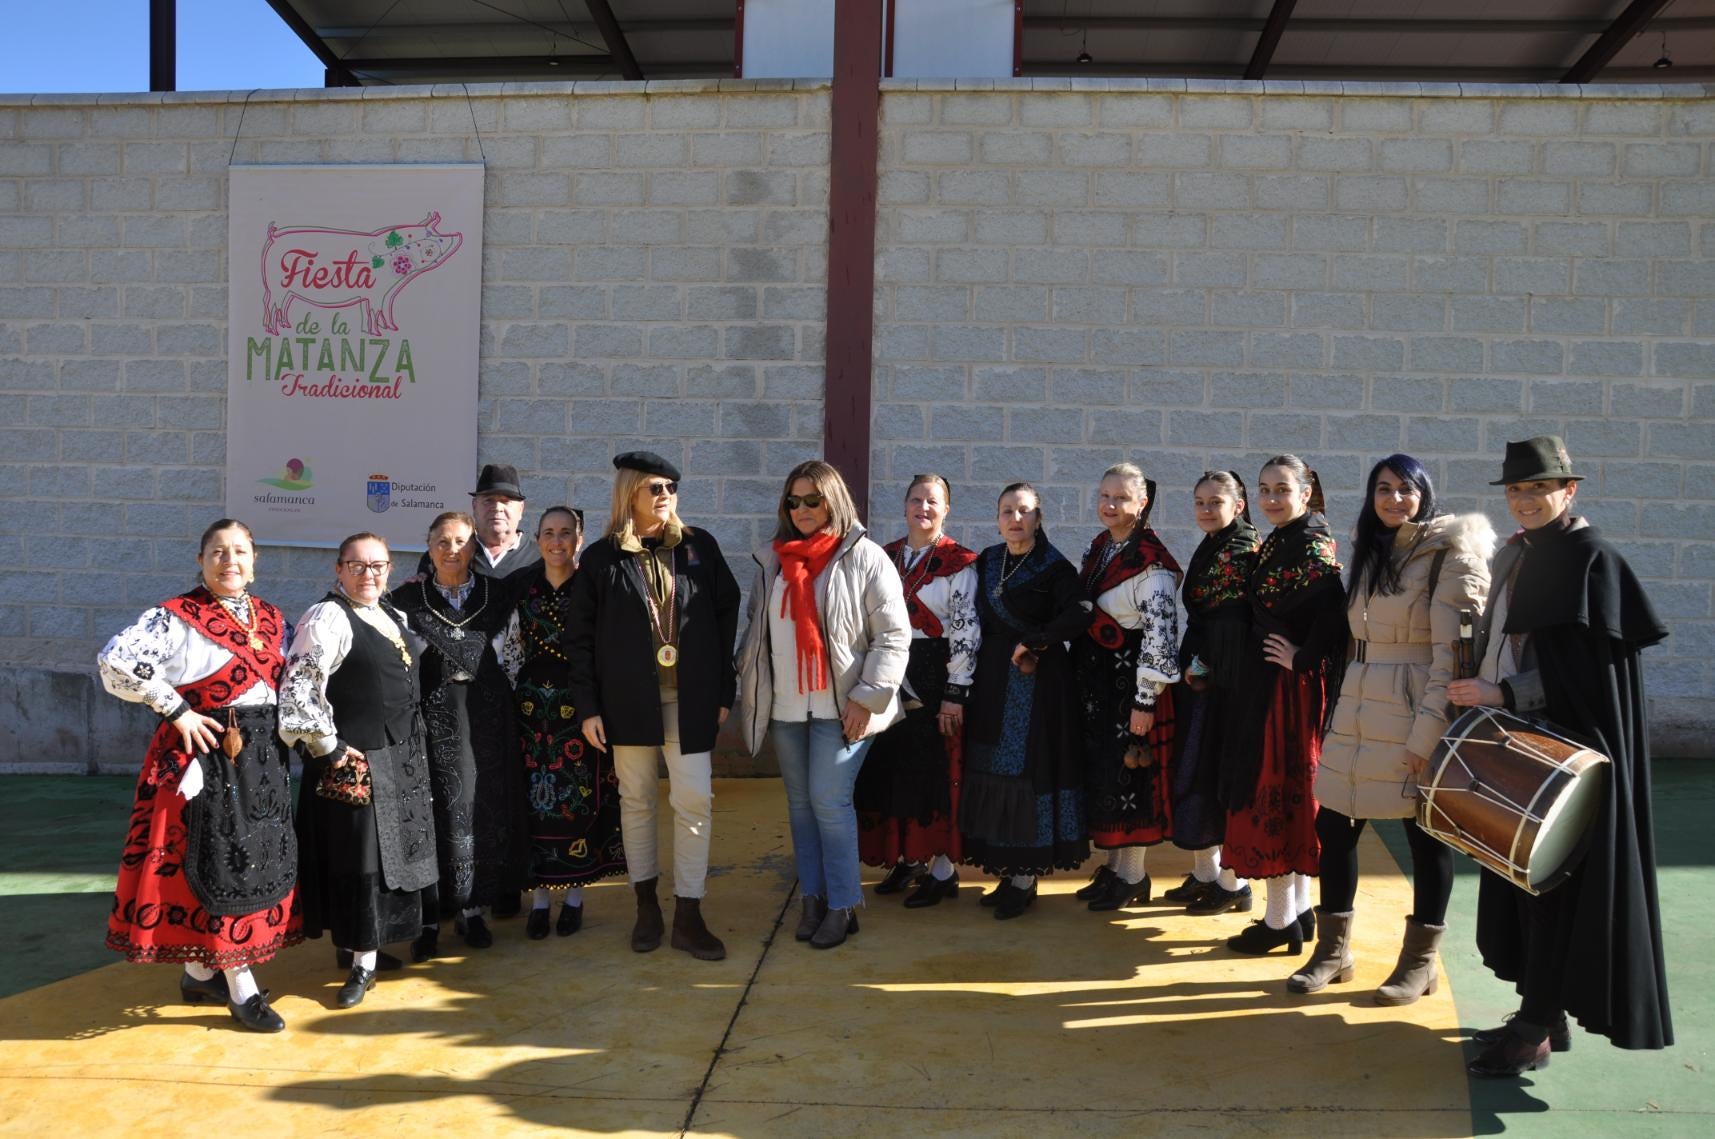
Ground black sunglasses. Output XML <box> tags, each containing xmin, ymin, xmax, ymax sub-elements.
<box><xmin>784</xmin><ymin>493</ymin><xmax>826</xmax><ymax>510</ymax></box>
<box><xmin>646</xmin><ymin>481</ymin><xmax>679</xmax><ymax>496</ymax></box>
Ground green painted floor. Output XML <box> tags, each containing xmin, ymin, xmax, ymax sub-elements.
<box><xmin>2</xmin><ymin>766</ymin><xmax>1710</xmax><ymax>1136</ymax></box>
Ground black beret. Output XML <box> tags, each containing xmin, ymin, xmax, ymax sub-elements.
<box><xmin>613</xmin><ymin>451</ymin><xmax>681</xmax><ymax>481</ymax></box>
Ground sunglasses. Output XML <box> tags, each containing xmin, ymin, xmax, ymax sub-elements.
<box><xmin>645</xmin><ymin>481</ymin><xmax>679</xmax><ymax>496</ymax></box>
<box><xmin>784</xmin><ymin>493</ymin><xmax>826</xmax><ymax>510</ymax></box>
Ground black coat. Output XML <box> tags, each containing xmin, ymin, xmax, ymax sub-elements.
<box><xmin>1473</xmin><ymin>521</ymin><xmax>1671</xmax><ymax>1050</ymax></box>
<box><xmin>566</xmin><ymin>527</ymin><xmax>741</xmax><ymax>755</ymax></box>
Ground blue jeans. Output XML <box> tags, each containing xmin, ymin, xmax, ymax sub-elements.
<box><xmin>770</xmin><ymin>718</ymin><xmax>873</xmax><ymax>910</ymax></box>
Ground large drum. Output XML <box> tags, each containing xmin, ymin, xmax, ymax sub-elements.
<box><xmin>1417</xmin><ymin>706</ymin><xmax>1609</xmax><ymax>895</ymax></box>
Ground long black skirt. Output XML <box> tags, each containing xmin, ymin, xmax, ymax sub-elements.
<box><xmin>422</xmin><ymin>676</ymin><xmax>526</xmax><ymax>914</ymax></box>
<box><xmin>294</xmin><ymin>762</ymin><xmax>423</xmax><ymax>952</ymax></box>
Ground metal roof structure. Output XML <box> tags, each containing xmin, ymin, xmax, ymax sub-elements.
<box><xmin>263</xmin><ymin>0</ymin><xmax>1715</xmax><ymax>87</ymax></box>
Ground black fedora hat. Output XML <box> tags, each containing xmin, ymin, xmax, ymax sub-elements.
<box><xmin>1490</xmin><ymin>435</ymin><xmax>1585</xmax><ymax>486</ymax></box>
<box><xmin>471</xmin><ymin>463</ymin><xmax>526</xmax><ymax>499</ymax></box>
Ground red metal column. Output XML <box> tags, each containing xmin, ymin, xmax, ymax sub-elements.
<box><xmin>823</xmin><ymin>0</ymin><xmax>883</xmax><ymax>520</ymax></box>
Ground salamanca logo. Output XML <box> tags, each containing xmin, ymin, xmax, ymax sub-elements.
<box><xmin>367</xmin><ymin>474</ymin><xmax>392</xmax><ymax>514</ymax></box>
<box><xmin>366</xmin><ymin>474</ymin><xmax>445</xmax><ymax>514</ymax></box>
<box><xmin>259</xmin><ymin>457</ymin><xmax>314</xmax><ymax>491</ymax></box>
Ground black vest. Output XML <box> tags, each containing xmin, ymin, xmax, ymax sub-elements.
<box><xmin>323</xmin><ymin>593</ymin><xmax>417</xmax><ymax>749</ymax></box>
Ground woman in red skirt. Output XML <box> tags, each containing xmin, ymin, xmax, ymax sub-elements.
<box><xmin>1223</xmin><ymin>456</ymin><xmax>1348</xmax><ymax>956</ymax></box>
<box><xmin>96</xmin><ymin>519</ymin><xmax>301</xmax><ymax>1032</ymax></box>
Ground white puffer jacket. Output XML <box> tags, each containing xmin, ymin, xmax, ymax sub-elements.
<box><xmin>734</xmin><ymin>525</ymin><xmax>911</xmax><ymax>755</ymax></box>
<box><xmin>1315</xmin><ymin>513</ymin><xmax>1494</xmax><ymax>820</ymax></box>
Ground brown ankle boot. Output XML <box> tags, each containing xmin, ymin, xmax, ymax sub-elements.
<box><xmin>1374</xmin><ymin>918</ymin><xmax>1445</xmax><ymax>1006</ymax></box>
<box><xmin>1286</xmin><ymin>909</ymin><xmax>1355</xmax><ymax>993</ymax></box>
<box><xmin>630</xmin><ymin>877</ymin><xmax>664</xmax><ymax>953</ymax></box>
<box><xmin>670</xmin><ymin>896</ymin><xmax>726</xmax><ymax>961</ymax></box>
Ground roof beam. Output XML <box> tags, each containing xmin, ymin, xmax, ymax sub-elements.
<box><xmin>150</xmin><ymin>0</ymin><xmax>175</xmax><ymax>92</ymax></box>
<box><xmin>1244</xmin><ymin>0</ymin><xmax>1298</xmax><ymax>81</ymax></box>
<box><xmin>1023</xmin><ymin>15</ymin><xmax>1715</xmax><ymax>34</ymax></box>
<box><xmin>1563</xmin><ymin>0</ymin><xmax>1673</xmax><ymax>83</ymax></box>
<box><xmin>265</xmin><ymin>0</ymin><xmax>360</xmax><ymax>86</ymax></box>
<box><xmin>584</xmin><ymin>0</ymin><xmax>643</xmax><ymax>81</ymax></box>
<box><xmin>341</xmin><ymin>54</ymin><xmax>615</xmax><ymax>75</ymax></box>
<box><xmin>313</xmin><ymin>18</ymin><xmax>734</xmax><ymax>39</ymax></box>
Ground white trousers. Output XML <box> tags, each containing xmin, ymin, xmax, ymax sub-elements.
<box><xmin>611</xmin><ymin>694</ymin><xmax>713</xmax><ymax>899</ymax></box>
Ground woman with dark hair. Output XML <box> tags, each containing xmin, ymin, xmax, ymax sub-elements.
<box><xmin>735</xmin><ymin>460</ymin><xmax>911</xmax><ymax>948</ymax></box>
<box><xmin>855</xmin><ymin>473</ymin><xmax>980</xmax><ymax>907</ymax></box>
<box><xmin>1289</xmin><ymin>455</ymin><xmax>1492</xmax><ymax>999</ymax></box>
<box><xmin>98</xmin><ymin>518</ymin><xmax>300</xmax><ymax>1032</ymax></box>
<box><xmin>958</xmin><ymin>482</ymin><xmax>1094</xmax><ymax>920</ymax></box>
<box><xmin>1160</xmin><ymin>472</ymin><xmax>1260</xmax><ymax>916</ymax></box>
<box><xmin>1224</xmin><ymin>455</ymin><xmax>1349</xmax><ymax>956</ymax></box>
<box><xmin>1072</xmin><ymin>462</ymin><xmax>1182</xmax><ymax>912</ymax></box>
<box><xmin>569</xmin><ymin>452</ymin><xmax>742</xmax><ymax>961</ymax></box>
<box><xmin>281</xmin><ymin>532</ymin><xmax>437</xmax><ymax>1010</ymax></box>
<box><xmin>389</xmin><ymin>511</ymin><xmax>526</xmax><ymax>954</ymax></box>
<box><xmin>513</xmin><ymin>506</ymin><xmax>625</xmax><ymax>940</ymax></box>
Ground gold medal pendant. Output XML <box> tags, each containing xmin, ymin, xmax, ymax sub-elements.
<box><xmin>249</xmin><ymin>635</ymin><xmax>265</xmax><ymax>651</ymax></box>
<box><xmin>656</xmin><ymin>644</ymin><xmax>679</xmax><ymax>667</ymax></box>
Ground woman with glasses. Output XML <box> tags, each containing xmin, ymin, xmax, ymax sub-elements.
<box><xmin>568</xmin><ymin>453</ymin><xmax>742</xmax><ymax>960</ymax></box>
<box><xmin>959</xmin><ymin>483</ymin><xmax>1094</xmax><ymax>920</ymax></box>
<box><xmin>736</xmin><ymin>461</ymin><xmax>911</xmax><ymax>949</ymax></box>
<box><xmin>855</xmin><ymin>474</ymin><xmax>980</xmax><ymax>908</ymax></box>
<box><xmin>512</xmin><ymin>505</ymin><xmax>625</xmax><ymax>940</ymax></box>
<box><xmin>1290</xmin><ymin>455</ymin><xmax>1491</xmax><ymax>1002</ymax></box>
<box><xmin>388</xmin><ymin>511</ymin><xmax>526</xmax><ymax>955</ymax></box>
<box><xmin>281</xmin><ymin>533</ymin><xmax>437</xmax><ymax>1010</ymax></box>
<box><xmin>98</xmin><ymin>518</ymin><xmax>300</xmax><ymax>1032</ymax></box>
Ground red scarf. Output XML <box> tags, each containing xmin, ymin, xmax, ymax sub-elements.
<box><xmin>773</xmin><ymin>529</ymin><xmax>842</xmax><ymax>694</ymax></box>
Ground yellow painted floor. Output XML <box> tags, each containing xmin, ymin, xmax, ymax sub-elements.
<box><xmin>0</xmin><ymin>779</ymin><xmax>1470</xmax><ymax>1137</ymax></box>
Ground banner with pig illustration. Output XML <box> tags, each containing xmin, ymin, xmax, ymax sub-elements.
<box><xmin>226</xmin><ymin>164</ymin><xmax>484</xmax><ymax>548</ymax></box>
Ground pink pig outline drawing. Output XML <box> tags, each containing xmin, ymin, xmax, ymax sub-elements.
<box><xmin>260</xmin><ymin>211</ymin><xmax>463</xmax><ymax>336</ymax></box>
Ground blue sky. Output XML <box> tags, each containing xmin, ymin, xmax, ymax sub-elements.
<box><xmin>8</xmin><ymin>0</ymin><xmax>324</xmax><ymax>94</ymax></box>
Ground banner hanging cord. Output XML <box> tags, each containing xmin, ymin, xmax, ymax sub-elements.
<box><xmin>462</xmin><ymin>82</ymin><xmax>487</xmax><ymax>163</ymax></box>
<box><xmin>227</xmin><ymin>88</ymin><xmax>259</xmax><ymax>166</ymax></box>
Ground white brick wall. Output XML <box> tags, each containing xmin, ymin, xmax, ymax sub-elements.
<box><xmin>869</xmin><ymin>82</ymin><xmax>1715</xmax><ymax>750</ymax></box>
<box><xmin>2</xmin><ymin>77</ymin><xmax>1714</xmax><ymax>765</ymax></box>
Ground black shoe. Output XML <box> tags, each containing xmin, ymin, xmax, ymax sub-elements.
<box><xmin>874</xmin><ymin>861</ymin><xmax>925</xmax><ymax>895</ymax></box>
<box><xmin>979</xmin><ymin>881</ymin><xmax>1006</xmax><ymax>908</ymax></box>
<box><xmin>227</xmin><ymin>992</ymin><xmax>285</xmax><ymax>1033</ymax></box>
<box><xmin>411</xmin><ymin>926</ymin><xmax>440</xmax><ymax>963</ymax></box>
<box><xmin>1298</xmin><ymin>908</ymin><xmax>1316</xmax><ymax>941</ymax></box>
<box><xmin>457</xmin><ymin>914</ymin><xmax>494</xmax><ymax>949</ymax></box>
<box><xmin>491</xmin><ymin>893</ymin><xmax>522</xmax><ymax>919</ymax></box>
<box><xmin>336</xmin><ymin>948</ymin><xmax>402</xmax><ymax>972</ymax></box>
<box><xmin>1087</xmin><ymin>872</ymin><xmax>1153</xmax><ymax>912</ymax></box>
<box><xmin>1162</xmin><ymin>873</ymin><xmax>1205</xmax><ymax>903</ymax></box>
<box><xmin>1074</xmin><ymin>864</ymin><xmax>1118</xmax><ymax>901</ymax></box>
<box><xmin>809</xmin><ymin>906</ymin><xmax>859</xmax><ymax>949</ymax></box>
<box><xmin>1186</xmin><ymin>882</ymin><xmax>1254</xmax><ymax>915</ymax></box>
<box><xmin>180</xmin><ymin>970</ymin><xmax>231</xmax><ymax>1005</ymax></box>
<box><xmin>1467</xmin><ymin>1030</ymin><xmax>1552</xmax><ymax>1078</ymax></box>
<box><xmin>556</xmin><ymin>902</ymin><xmax>583</xmax><ymax>936</ymax></box>
<box><xmin>336</xmin><ymin>966</ymin><xmax>376</xmax><ymax>1009</ymax></box>
<box><xmin>993</xmin><ymin>879</ymin><xmax>1038</xmax><ymax>920</ymax></box>
<box><xmin>1226</xmin><ymin>919</ymin><xmax>1304</xmax><ymax>955</ymax></box>
<box><xmin>1474</xmin><ymin>1013</ymin><xmax>1571</xmax><ymax>1053</ymax></box>
<box><xmin>526</xmin><ymin>907</ymin><xmax>551</xmax><ymax>940</ymax></box>
<box><xmin>903</xmin><ymin>871</ymin><xmax>960</xmax><ymax>909</ymax></box>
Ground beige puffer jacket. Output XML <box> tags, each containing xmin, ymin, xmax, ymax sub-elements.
<box><xmin>1315</xmin><ymin>513</ymin><xmax>1494</xmax><ymax>819</ymax></box>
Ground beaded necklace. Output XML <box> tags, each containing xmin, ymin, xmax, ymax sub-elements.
<box><xmin>422</xmin><ymin>574</ymin><xmax>487</xmax><ymax>640</ymax></box>
<box><xmin>213</xmin><ymin>591</ymin><xmax>265</xmax><ymax>651</ymax></box>
<box><xmin>1000</xmin><ymin>541</ymin><xmax>1036</xmax><ymax>585</ymax></box>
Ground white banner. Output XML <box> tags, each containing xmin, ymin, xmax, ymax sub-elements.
<box><xmin>226</xmin><ymin>164</ymin><xmax>483</xmax><ymax>549</ymax></box>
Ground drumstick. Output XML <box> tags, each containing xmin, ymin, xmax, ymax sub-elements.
<box><xmin>1455</xmin><ymin>609</ymin><xmax>1476</xmax><ymax>680</ymax></box>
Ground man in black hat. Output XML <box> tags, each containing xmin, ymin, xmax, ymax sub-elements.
<box><xmin>1447</xmin><ymin>435</ymin><xmax>1671</xmax><ymax>1077</ymax></box>
<box><xmin>416</xmin><ymin>463</ymin><xmax>542</xmax><ymax>581</ymax></box>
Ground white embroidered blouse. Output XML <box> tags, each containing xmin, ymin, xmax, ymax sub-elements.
<box><xmin>97</xmin><ymin>598</ymin><xmax>276</xmax><ymax>716</ymax></box>
<box><xmin>1092</xmin><ymin>566</ymin><xmax>1184</xmax><ymax>707</ymax></box>
<box><xmin>895</xmin><ymin>543</ymin><xmax>981</xmax><ymax>691</ymax></box>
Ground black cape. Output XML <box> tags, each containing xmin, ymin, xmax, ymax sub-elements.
<box><xmin>1474</xmin><ymin>521</ymin><xmax>1672</xmax><ymax>1050</ymax></box>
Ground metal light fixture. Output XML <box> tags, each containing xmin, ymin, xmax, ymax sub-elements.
<box><xmin>1076</xmin><ymin>27</ymin><xmax>1092</xmax><ymax>65</ymax></box>
<box><xmin>1653</xmin><ymin>31</ymin><xmax>1672</xmax><ymax>69</ymax></box>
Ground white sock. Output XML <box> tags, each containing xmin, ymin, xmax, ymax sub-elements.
<box><xmin>462</xmin><ymin>906</ymin><xmax>483</xmax><ymax>919</ymax></box>
<box><xmin>532</xmin><ymin>887</ymin><xmax>551</xmax><ymax>910</ymax></box>
<box><xmin>929</xmin><ymin>854</ymin><xmax>955</xmax><ymax>881</ymax></box>
<box><xmin>1010</xmin><ymin>874</ymin><xmax>1036</xmax><ymax>889</ymax></box>
<box><xmin>1192</xmin><ymin>846</ymin><xmax>1220</xmax><ymax>884</ymax></box>
<box><xmin>565</xmin><ymin>886</ymin><xmax>584</xmax><ymax>906</ymax></box>
<box><xmin>354</xmin><ymin>949</ymin><xmax>378</xmax><ymax>971</ymax></box>
<box><xmin>184</xmin><ymin>961</ymin><xmax>216</xmax><ymax>982</ymax></box>
<box><xmin>1218</xmin><ymin>867</ymin><xmax>1245</xmax><ymax>892</ymax></box>
<box><xmin>223</xmin><ymin>966</ymin><xmax>259</xmax><ymax>1003</ymax></box>
<box><xmin>1264</xmin><ymin>877</ymin><xmax>1295</xmax><ymax>930</ymax></box>
<box><xmin>1294</xmin><ymin>872</ymin><xmax>1313</xmax><ymax>915</ymax></box>
<box><xmin>423</xmin><ymin>920</ymin><xmax>439</xmax><ymax>930</ymax></box>
<box><xmin>1115</xmin><ymin>847</ymin><xmax>1148</xmax><ymax>885</ymax></box>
